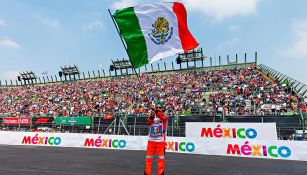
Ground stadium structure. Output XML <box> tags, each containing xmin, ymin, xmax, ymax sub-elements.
<box><xmin>1</xmin><ymin>50</ymin><xmax>307</xmax><ymax>175</ymax></box>
<box><xmin>0</xmin><ymin>51</ymin><xmax>306</xmax><ymax>140</ymax></box>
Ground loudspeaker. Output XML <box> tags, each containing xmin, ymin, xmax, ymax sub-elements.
<box><xmin>59</xmin><ymin>71</ymin><xmax>63</xmax><ymax>77</ymax></box>
<box><xmin>110</xmin><ymin>65</ymin><xmax>115</xmax><ymax>71</ymax></box>
<box><xmin>176</xmin><ymin>57</ymin><xmax>181</xmax><ymax>64</ymax></box>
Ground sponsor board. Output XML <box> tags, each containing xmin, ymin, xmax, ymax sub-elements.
<box><xmin>186</xmin><ymin>122</ymin><xmax>277</xmax><ymax>140</ymax></box>
<box><xmin>55</xmin><ymin>116</ymin><xmax>92</xmax><ymax>126</ymax></box>
<box><xmin>0</xmin><ymin>131</ymin><xmax>306</xmax><ymax>161</ymax></box>
<box><xmin>3</xmin><ymin>117</ymin><xmax>31</xmax><ymax>125</ymax></box>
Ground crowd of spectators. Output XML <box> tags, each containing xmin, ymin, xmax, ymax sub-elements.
<box><xmin>0</xmin><ymin>66</ymin><xmax>305</xmax><ymax>118</ymax></box>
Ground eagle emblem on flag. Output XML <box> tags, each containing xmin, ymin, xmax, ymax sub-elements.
<box><xmin>149</xmin><ymin>16</ymin><xmax>173</xmax><ymax>45</ymax></box>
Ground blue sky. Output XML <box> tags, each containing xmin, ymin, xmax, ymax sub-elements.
<box><xmin>0</xmin><ymin>0</ymin><xmax>307</xmax><ymax>84</ymax></box>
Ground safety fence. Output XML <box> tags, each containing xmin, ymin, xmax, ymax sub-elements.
<box><xmin>1</xmin><ymin>131</ymin><xmax>307</xmax><ymax>161</ymax></box>
<box><xmin>0</xmin><ymin>114</ymin><xmax>304</xmax><ymax>140</ymax></box>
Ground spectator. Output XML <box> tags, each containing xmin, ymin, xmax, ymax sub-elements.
<box><xmin>0</xmin><ymin>66</ymin><xmax>302</xmax><ymax>117</ymax></box>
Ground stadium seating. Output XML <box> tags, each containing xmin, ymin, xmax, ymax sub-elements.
<box><xmin>0</xmin><ymin>66</ymin><xmax>304</xmax><ymax>118</ymax></box>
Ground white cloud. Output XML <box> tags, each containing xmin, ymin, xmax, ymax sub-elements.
<box><xmin>0</xmin><ymin>38</ymin><xmax>20</xmax><ymax>48</ymax></box>
<box><xmin>183</xmin><ymin>0</ymin><xmax>258</xmax><ymax>22</ymax></box>
<box><xmin>215</xmin><ymin>37</ymin><xmax>238</xmax><ymax>52</ymax></box>
<box><xmin>275</xmin><ymin>19</ymin><xmax>307</xmax><ymax>84</ymax></box>
<box><xmin>34</xmin><ymin>14</ymin><xmax>60</xmax><ymax>29</ymax></box>
<box><xmin>0</xmin><ymin>19</ymin><xmax>6</xmax><ymax>27</ymax></box>
<box><xmin>86</xmin><ymin>20</ymin><xmax>105</xmax><ymax>30</ymax></box>
<box><xmin>282</xmin><ymin>19</ymin><xmax>307</xmax><ymax>57</ymax></box>
<box><xmin>111</xmin><ymin>0</ymin><xmax>139</xmax><ymax>9</ymax></box>
<box><xmin>0</xmin><ymin>70</ymin><xmax>20</xmax><ymax>80</ymax></box>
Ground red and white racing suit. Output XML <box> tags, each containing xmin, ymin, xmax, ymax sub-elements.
<box><xmin>144</xmin><ymin>111</ymin><xmax>168</xmax><ymax>175</ymax></box>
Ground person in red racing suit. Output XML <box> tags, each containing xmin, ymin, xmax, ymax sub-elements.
<box><xmin>144</xmin><ymin>103</ymin><xmax>168</xmax><ymax>175</ymax></box>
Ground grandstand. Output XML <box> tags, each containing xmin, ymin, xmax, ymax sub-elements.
<box><xmin>0</xmin><ymin>53</ymin><xmax>306</xmax><ymax>140</ymax></box>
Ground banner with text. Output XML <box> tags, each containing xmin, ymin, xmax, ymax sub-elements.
<box><xmin>55</xmin><ymin>116</ymin><xmax>92</xmax><ymax>126</ymax></box>
<box><xmin>3</xmin><ymin>117</ymin><xmax>31</xmax><ymax>125</ymax></box>
<box><xmin>186</xmin><ymin>122</ymin><xmax>277</xmax><ymax>140</ymax></box>
<box><xmin>0</xmin><ymin>131</ymin><xmax>307</xmax><ymax>161</ymax></box>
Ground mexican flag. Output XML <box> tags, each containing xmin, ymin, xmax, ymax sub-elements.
<box><xmin>113</xmin><ymin>2</ymin><xmax>198</xmax><ymax>68</ymax></box>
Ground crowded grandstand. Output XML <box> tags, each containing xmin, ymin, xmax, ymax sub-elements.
<box><xmin>0</xmin><ymin>60</ymin><xmax>306</xmax><ymax>140</ymax></box>
<box><xmin>2</xmin><ymin>1</ymin><xmax>307</xmax><ymax>174</ymax></box>
<box><xmin>0</xmin><ymin>66</ymin><xmax>305</xmax><ymax>118</ymax></box>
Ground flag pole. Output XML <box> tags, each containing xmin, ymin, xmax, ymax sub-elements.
<box><xmin>108</xmin><ymin>9</ymin><xmax>127</xmax><ymax>51</ymax></box>
<box><xmin>108</xmin><ymin>9</ymin><xmax>152</xmax><ymax>106</ymax></box>
<box><xmin>107</xmin><ymin>9</ymin><xmax>142</xmax><ymax>83</ymax></box>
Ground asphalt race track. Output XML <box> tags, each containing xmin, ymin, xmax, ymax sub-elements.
<box><xmin>0</xmin><ymin>145</ymin><xmax>306</xmax><ymax>175</ymax></box>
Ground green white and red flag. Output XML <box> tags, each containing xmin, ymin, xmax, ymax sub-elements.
<box><xmin>113</xmin><ymin>2</ymin><xmax>198</xmax><ymax>68</ymax></box>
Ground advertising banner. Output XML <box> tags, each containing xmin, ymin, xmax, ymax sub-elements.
<box><xmin>3</xmin><ymin>117</ymin><xmax>31</xmax><ymax>125</ymax></box>
<box><xmin>198</xmin><ymin>138</ymin><xmax>303</xmax><ymax>161</ymax></box>
<box><xmin>35</xmin><ymin>118</ymin><xmax>51</xmax><ymax>124</ymax></box>
<box><xmin>55</xmin><ymin>116</ymin><xmax>92</xmax><ymax>126</ymax></box>
<box><xmin>185</xmin><ymin>122</ymin><xmax>277</xmax><ymax>140</ymax></box>
<box><xmin>0</xmin><ymin>131</ymin><xmax>307</xmax><ymax>161</ymax></box>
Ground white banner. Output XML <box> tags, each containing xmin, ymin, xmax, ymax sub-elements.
<box><xmin>197</xmin><ymin>138</ymin><xmax>306</xmax><ymax>161</ymax></box>
<box><xmin>0</xmin><ymin>131</ymin><xmax>147</xmax><ymax>149</ymax></box>
<box><xmin>1</xmin><ymin>131</ymin><xmax>307</xmax><ymax>161</ymax></box>
<box><xmin>186</xmin><ymin>122</ymin><xmax>277</xmax><ymax>140</ymax></box>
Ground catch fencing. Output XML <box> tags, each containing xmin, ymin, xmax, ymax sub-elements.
<box><xmin>0</xmin><ymin>114</ymin><xmax>304</xmax><ymax>139</ymax></box>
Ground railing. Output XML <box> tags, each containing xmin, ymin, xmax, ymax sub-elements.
<box><xmin>258</xmin><ymin>64</ymin><xmax>307</xmax><ymax>97</ymax></box>
<box><xmin>0</xmin><ymin>60</ymin><xmax>257</xmax><ymax>87</ymax></box>
<box><xmin>0</xmin><ymin>114</ymin><xmax>303</xmax><ymax>140</ymax></box>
